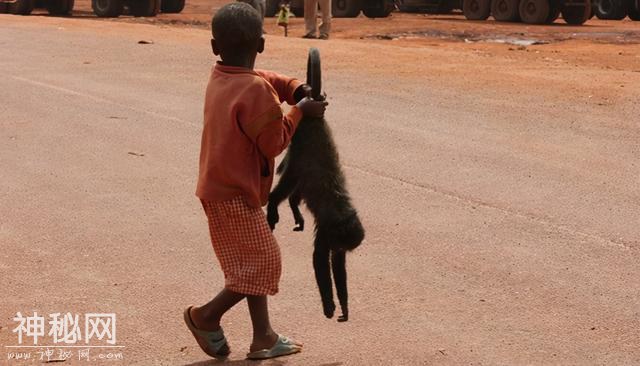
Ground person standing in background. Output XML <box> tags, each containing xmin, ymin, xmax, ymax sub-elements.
<box><xmin>303</xmin><ymin>0</ymin><xmax>331</xmax><ymax>39</ymax></box>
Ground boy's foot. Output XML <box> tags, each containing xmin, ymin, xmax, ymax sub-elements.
<box><xmin>318</xmin><ymin>33</ymin><xmax>329</xmax><ymax>40</ymax></box>
<box><xmin>246</xmin><ymin>335</ymin><xmax>302</xmax><ymax>360</ymax></box>
<box><xmin>302</xmin><ymin>33</ymin><xmax>317</xmax><ymax>39</ymax></box>
<box><xmin>183</xmin><ymin>306</ymin><xmax>231</xmax><ymax>359</ymax></box>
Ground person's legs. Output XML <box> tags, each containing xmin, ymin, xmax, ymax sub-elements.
<box><xmin>318</xmin><ymin>0</ymin><xmax>331</xmax><ymax>37</ymax></box>
<box><xmin>304</xmin><ymin>0</ymin><xmax>319</xmax><ymax>37</ymax></box>
<box><xmin>191</xmin><ymin>288</ymin><xmax>246</xmax><ymax>331</ymax></box>
<box><xmin>246</xmin><ymin>295</ymin><xmax>279</xmax><ymax>351</ymax></box>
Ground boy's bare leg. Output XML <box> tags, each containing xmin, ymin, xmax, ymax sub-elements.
<box><xmin>247</xmin><ymin>295</ymin><xmax>279</xmax><ymax>351</ymax></box>
<box><xmin>191</xmin><ymin>288</ymin><xmax>245</xmax><ymax>331</ymax></box>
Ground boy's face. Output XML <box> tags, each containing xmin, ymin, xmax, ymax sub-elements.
<box><xmin>211</xmin><ymin>37</ymin><xmax>265</xmax><ymax>58</ymax></box>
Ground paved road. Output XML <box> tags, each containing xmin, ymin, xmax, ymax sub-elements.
<box><xmin>1</xmin><ymin>16</ymin><xmax>639</xmax><ymax>365</ymax></box>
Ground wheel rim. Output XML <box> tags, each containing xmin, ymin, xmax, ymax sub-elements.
<box><xmin>470</xmin><ymin>0</ymin><xmax>480</xmax><ymax>11</ymax></box>
<box><xmin>498</xmin><ymin>0</ymin><xmax>508</xmax><ymax>12</ymax></box>
<box><xmin>337</xmin><ymin>0</ymin><xmax>347</xmax><ymax>10</ymax></box>
<box><xmin>599</xmin><ymin>0</ymin><xmax>612</xmax><ymax>13</ymax></box>
<box><xmin>525</xmin><ymin>0</ymin><xmax>536</xmax><ymax>15</ymax></box>
<box><xmin>96</xmin><ymin>0</ymin><xmax>108</xmax><ymax>10</ymax></box>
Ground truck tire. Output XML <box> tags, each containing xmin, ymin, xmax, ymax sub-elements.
<box><xmin>562</xmin><ymin>1</ymin><xmax>590</xmax><ymax>23</ymax></box>
<box><xmin>545</xmin><ymin>0</ymin><xmax>560</xmax><ymax>21</ymax></box>
<box><xmin>463</xmin><ymin>0</ymin><xmax>490</xmax><ymax>19</ymax></box>
<box><xmin>332</xmin><ymin>0</ymin><xmax>361</xmax><ymax>17</ymax></box>
<box><xmin>290</xmin><ymin>5</ymin><xmax>303</xmax><ymax>15</ymax></box>
<box><xmin>9</xmin><ymin>0</ymin><xmax>34</xmax><ymax>14</ymax></box>
<box><xmin>491</xmin><ymin>0</ymin><xmax>520</xmax><ymax>20</ymax></box>
<box><xmin>519</xmin><ymin>0</ymin><xmax>549</xmax><ymax>22</ymax></box>
<box><xmin>92</xmin><ymin>0</ymin><xmax>123</xmax><ymax>16</ymax></box>
<box><xmin>264</xmin><ymin>0</ymin><xmax>278</xmax><ymax>16</ymax></box>
<box><xmin>629</xmin><ymin>0</ymin><xmax>640</xmax><ymax>18</ymax></box>
<box><xmin>46</xmin><ymin>0</ymin><xmax>74</xmax><ymax>14</ymax></box>
<box><xmin>593</xmin><ymin>0</ymin><xmax>626</xmax><ymax>18</ymax></box>
<box><xmin>130</xmin><ymin>0</ymin><xmax>159</xmax><ymax>15</ymax></box>
<box><xmin>160</xmin><ymin>0</ymin><xmax>184</xmax><ymax>13</ymax></box>
<box><xmin>0</xmin><ymin>2</ymin><xmax>8</xmax><ymax>12</ymax></box>
<box><xmin>362</xmin><ymin>0</ymin><xmax>394</xmax><ymax>17</ymax></box>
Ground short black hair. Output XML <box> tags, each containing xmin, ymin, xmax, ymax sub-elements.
<box><xmin>212</xmin><ymin>3</ymin><xmax>263</xmax><ymax>54</ymax></box>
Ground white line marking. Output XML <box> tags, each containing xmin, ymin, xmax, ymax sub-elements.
<box><xmin>11</xmin><ymin>75</ymin><xmax>198</xmax><ymax>128</ymax></box>
<box><xmin>5</xmin><ymin>346</ymin><xmax>126</xmax><ymax>348</ymax></box>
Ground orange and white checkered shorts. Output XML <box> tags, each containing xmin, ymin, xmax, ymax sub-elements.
<box><xmin>201</xmin><ymin>196</ymin><xmax>281</xmax><ymax>296</ymax></box>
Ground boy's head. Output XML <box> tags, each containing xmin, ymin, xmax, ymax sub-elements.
<box><xmin>211</xmin><ymin>3</ymin><xmax>264</xmax><ymax>66</ymax></box>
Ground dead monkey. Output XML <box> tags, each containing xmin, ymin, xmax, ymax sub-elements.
<box><xmin>267</xmin><ymin>48</ymin><xmax>365</xmax><ymax>322</ymax></box>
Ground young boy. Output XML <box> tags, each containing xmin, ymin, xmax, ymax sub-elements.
<box><xmin>183</xmin><ymin>2</ymin><xmax>328</xmax><ymax>361</ymax></box>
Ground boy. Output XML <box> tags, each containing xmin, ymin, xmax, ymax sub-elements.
<box><xmin>183</xmin><ymin>2</ymin><xmax>328</xmax><ymax>361</ymax></box>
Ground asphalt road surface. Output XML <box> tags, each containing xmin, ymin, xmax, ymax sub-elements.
<box><xmin>1</xmin><ymin>16</ymin><xmax>639</xmax><ymax>365</ymax></box>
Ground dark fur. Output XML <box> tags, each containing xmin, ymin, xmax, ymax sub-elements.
<box><xmin>267</xmin><ymin>114</ymin><xmax>364</xmax><ymax>322</ymax></box>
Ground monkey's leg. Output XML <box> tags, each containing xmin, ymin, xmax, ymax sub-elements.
<box><xmin>266</xmin><ymin>168</ymin><xmax>299</xmax><ymax>231</ymax></box>
<box><xmin>288</xmin><ymin>189</ymin><xmax>305</xmax><ymax>232</ymax></box>
<box><xmin>331</xmin><ymin>250</ymin><xmax>349</xmax><ymax>322</ymax></box>
<box><xmin>313</xmin><ymin>241</ymin><xmax>335</xmax><ymax>319</ymax></box>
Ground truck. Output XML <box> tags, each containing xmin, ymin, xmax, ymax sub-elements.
<box><xmin>265</xmin><ymin>0</ymin><xmax>395</xmax><ymax>18</ymax></box>
<box><xmin>592</xmin><ymin>0</ymin><xmax>640</xmax><ymax>19</ymax></box>
<box><xmin>0</xmin><ymin>0</ymin><xmax>184</xmax><ymax>17</ymax></box>
<box><xmin>397</xmin><ymin>0</ymin><xmax>640</xmax><ymax>22</ymax></box>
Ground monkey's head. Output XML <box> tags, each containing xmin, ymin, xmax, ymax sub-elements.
<box><xmin>322</xmin><ymin>212</ymin><xmax>364</xmax><ymax>252</ymax></box>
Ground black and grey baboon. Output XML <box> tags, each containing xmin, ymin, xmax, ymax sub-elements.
<box><xmin>267</xmin><ymin>48</ymin><xmax>364</xmax><ymax>322</ymax></box>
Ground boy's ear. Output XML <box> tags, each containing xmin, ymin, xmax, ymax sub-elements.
<box><xmin>211</xmin><ymin>39</ymin><xmax>220</xmax><ymax>56</ymax></box>
<box><xmin>257</xmin><ymin>37</ymin><xmax>265</xmax><ymax>54</ymax></box>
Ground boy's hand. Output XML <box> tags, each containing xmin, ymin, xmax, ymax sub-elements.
<box><xmin>297</xmin><ymin>97</ymin><xmax>328</xmax><ymax>118</ymax></box>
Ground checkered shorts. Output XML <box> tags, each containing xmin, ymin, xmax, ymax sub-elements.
<box><xmin>201</xmin><ymin>197</ymin><xmax>282</xmax><ymax>296</ymax></box>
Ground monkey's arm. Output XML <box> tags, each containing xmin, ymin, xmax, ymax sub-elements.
<box><xmin>288</xmin><ymin>189</ymin><xmax>305</xmax><ymax>232</ymax></box>
<box><xmin>267</xmin><ymin>167</ymin><xmax>299</xmax><ymax>231</ymax></box>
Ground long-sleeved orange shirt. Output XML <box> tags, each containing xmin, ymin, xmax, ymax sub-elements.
<box><xmin>196</xmin><ymin>63</ymin><xmax>303</xmax><ymax>207</ymax></box>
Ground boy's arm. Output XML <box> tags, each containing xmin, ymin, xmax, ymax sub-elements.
<box><xmin>255</xmin><ymin>70</ymin><xmax>304</xmax><ymax>105</ymax></box>
<box><xmin>241</xmin><ymin>104</ymin><xmax>303</xmax><ymax>159</ymax></box>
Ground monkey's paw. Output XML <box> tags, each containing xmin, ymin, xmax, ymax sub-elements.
<box><xmin>266</xmin><ymin>208</ymin><xmax>279</xmax><ymax>231</ymax></box>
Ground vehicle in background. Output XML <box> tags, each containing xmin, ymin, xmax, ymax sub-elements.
<box><xmin>0</xmin><ymin>0</ymin><xmax>184</xmax><ymax>16</ymax></box>
<box><xmin>396</xmin><ymin>0</ymin><xmax>640</xmax><ymax>22</ymax></box>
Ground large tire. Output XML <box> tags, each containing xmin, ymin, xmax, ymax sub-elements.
<box><xmin>9</xmin><ymin>0</ymin><xmax>34</xmax><ymax>14</ymax></box>
<box><xmin>332</xmin><ymin>0</ymin><xmax>361</xmax><ymax>17</ymax></box>
<box><xmin>519</xmin><ymin>0</ymin><xmax>549</xmax><ymax>22</ymax></box>
<box><xmin>562</xmin><ymin>1</ymin><xmax>590</xmax><ymax>23</ymax></box>
<box><xmin>0</xmin><ymin>1</ymin><xmax>8</xmax><ymax>12</ymax></box>
<box><xmin>629</xmin><ymin>0</ymin><xmax>640</xmax><ymax>18</ymax></box>
<box><xmin>463</xmin><ymin>0</ymin><xmax>490</xmax><ymax>19</ymax></box>
<box><xmin>92</xmin><ymin>0</ymin><xmax>122</xmax><ymax>16</ymax></box>
<box><xmin>46</xmin><ymin>0</ymin><xmax>74</xmax><ymax>14</ymax></box>
<box><xmin>492</xmin><ymin>0</ymin><xmax>520</xmax><ymax>20</ymax></box>
<box><xmin>160</xmin><ymin>0</ymin><xmax>183</xmax><ymax>12</ymax></box>
<box><xmin>130</xmin><ymin>0</ymin><xmax>159</xmax><ymax>16</ymax></box>
<box><xmin>290</xmin><ymin>5</ymin><xmax>303</xmax><ymax>15</ymax></box>
<box><xmin>545</xmin><ymin>0</ymin><xmax>560</xmax><ymax>21</ymax></box>
<box><xmin>593</xmin><ymin>0</ymin><xmax>626</xmax><ymax>18</ymax></box>
<box><xmin>264</xmin><ymin>0</ymin><xmax>278</xmax><ymax>16</ymax></box>
<box><xmin>362</xmin><ymin>0</ymin><xmax>393</xmax><ymax>17</ymax></box>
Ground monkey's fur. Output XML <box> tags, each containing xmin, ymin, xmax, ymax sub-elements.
<box><xmin>266</xmin><ymin>81</ymin><xmax>365</xmax><ymax>322</ymax></box>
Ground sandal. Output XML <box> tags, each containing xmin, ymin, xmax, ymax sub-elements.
<box><xmin>183</xmin><ymin>306</ymin><xmax>230</xmax><ymax>359</ymax></box>
<box><xmin>246</xmin><ymin>334</ymin><xmax>302</xmax><ymax>360</ymax></box>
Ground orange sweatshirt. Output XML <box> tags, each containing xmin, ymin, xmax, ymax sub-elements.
<box><xmin>196</xmin><ymin>63</ymin><xmax>303</xmax><ymax>207</ymax></box>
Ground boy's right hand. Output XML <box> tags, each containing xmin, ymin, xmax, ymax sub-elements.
<box><xmin>297</xmin><ymin>96</ymin><xmax>328</xmax><ymax>118</ymax></box>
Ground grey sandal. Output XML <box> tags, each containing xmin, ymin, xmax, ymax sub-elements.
<box><xmin>183</xmin><ymin>306</ymin><xmax>230</xmax><ymax>359</ymax></box>
<box><xmin>246</xmin><ymin>335</ymin><xmax>302</xmax><ymax>360</ymax></box>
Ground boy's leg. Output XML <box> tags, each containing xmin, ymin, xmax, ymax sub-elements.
<box><xmin>246</xmin><ymin>295</ymin><xmax>279</xmax><ymax>351</ymax></box>
<box><xmin>191</xmin><ymin>288</ymin><xmax>245</xmax><ymax>331</ymax></box>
